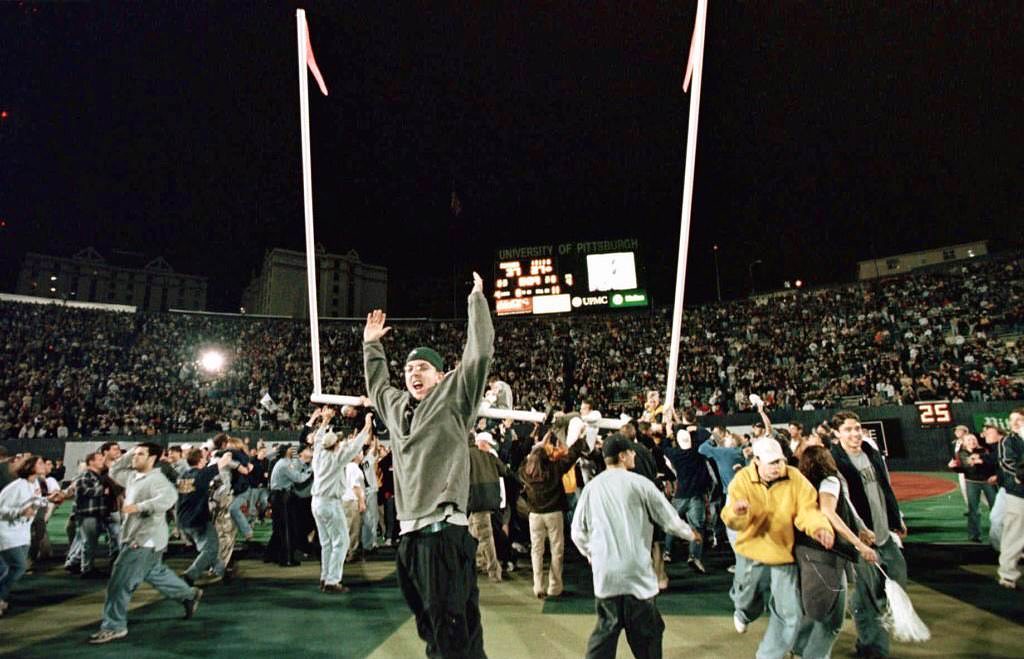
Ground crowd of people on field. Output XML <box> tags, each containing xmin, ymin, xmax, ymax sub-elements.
<box><xmin>1</xmin><ymin>263</ymin><xmax>1022</xmax><ymax>657</ymax></box>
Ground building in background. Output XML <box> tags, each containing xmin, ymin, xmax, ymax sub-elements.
<box><xmin>15</xmin><ymin>247</ymin><xmax>207</xmax><ymax>311</ymax></box>
<box><xmin>857</xmin><ymin>240</ymin><xmax>989</xmax><ymax>281</ymax></box>
<box><xmin>241</xmin><ymin>246</ymin><xmax>387</xmax><ymax>318</ymax></box>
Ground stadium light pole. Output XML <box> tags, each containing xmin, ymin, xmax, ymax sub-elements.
<box><xmin>748</xmin><ymin>259</ymin><xmax>763</xmax><ymax>296</ymax></box>
<box><xmin>663</xmin><ymin>0</ymin><xmax>708</xmax><ymax>422</ymax></box>
<box><xmin>713</xmin><ymin>244</ymin><xmax>721</xmax><ymax>302</ymax></box>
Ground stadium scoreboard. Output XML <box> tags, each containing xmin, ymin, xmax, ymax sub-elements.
<box><xmin>493</xmin><ymin>239</ymin><xmax>648</xmax><ymax>316</ymax></box>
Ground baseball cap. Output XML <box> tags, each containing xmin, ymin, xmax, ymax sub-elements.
<box><xmin>602</xmin><ymin>434</ymin><xmax>635</xmax><ymax>459</ymax></box>
<box><xmin>476</xmin><ymin>431</ymin><xmax>496</xmax><ymax>446</ymax></box>
<box><xmin>751</xmin><ymin>437</ymin><xmax>785</xmax><ymax>464</ymax></box>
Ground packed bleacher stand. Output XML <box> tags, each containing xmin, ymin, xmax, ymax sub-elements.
<box><xmin>2</xmin><ymin>252</ymin><xmax>1022</xmax><ymax>440</ymax></box>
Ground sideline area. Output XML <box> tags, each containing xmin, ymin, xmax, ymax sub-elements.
<box><xmin>2</xmin><ymin>473</ymin><xmax>1019</xmax><ymax>658</ymax></box>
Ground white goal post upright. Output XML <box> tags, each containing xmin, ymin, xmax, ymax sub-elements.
<box><xmin>297</xmin><ymin>9</ymin><xmax>323</xmax><ymax>397</ymax></box>
<box><xmin>296</xmin><ymin>8</ymin><xmax>622</xmax><ymax>431</ymax></box>
<box><xmin>663</xmin><ymin>0</ymin><xmax>708</xmax><ymax>420</ymax></box>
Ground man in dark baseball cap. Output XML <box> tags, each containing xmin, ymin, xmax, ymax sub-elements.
<box><xmin>572</xmin><ymin>432</ymin><xmax>699</xmax><ymax>658</ymax></box>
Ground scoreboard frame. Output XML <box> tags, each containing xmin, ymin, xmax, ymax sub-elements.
<box><xmin>492</xmin><ymin>239</ymin><xmax>647</xmax><ymax>317</ymax></box>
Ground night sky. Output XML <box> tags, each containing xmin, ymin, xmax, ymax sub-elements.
<box><xmin>2</xmin><ymin>2</ymin><xmax>1021</xmax><ymax>316</ymax></box>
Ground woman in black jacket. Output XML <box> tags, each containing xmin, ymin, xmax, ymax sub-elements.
<box><xmin>952</xmin><ymin>433</ymin><xmax>998</xmax><ymax>542</ymax></box>
<box><xmin>793</xmin><ymin>446</ymin><xmax>877</xmax><ymax>659</ymax></box>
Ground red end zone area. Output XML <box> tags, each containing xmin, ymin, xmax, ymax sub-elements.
<box><xmin>890</xmin><ymin>472</ymin><xmax>957</xmax><ymax>502</ymax></box>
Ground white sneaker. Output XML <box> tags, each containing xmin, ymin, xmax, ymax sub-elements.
<box><xmin>727</xmin><ymin>564</ymin><xmax>736</xmax><ymax>574</ymax></box>
<box><xmin>89</xmin><ymin>629</ymin><xmax>128</xmax><ymax>644</ymax></box>
<box><xmin>691</xmin><ymin>559</ymin><xmax>706</xmax><ymax>574</ymax></box>
<box><xmin>733</xmin><ymin>613</ymin><xmax>747</xmax><ymax>634</ymax></box>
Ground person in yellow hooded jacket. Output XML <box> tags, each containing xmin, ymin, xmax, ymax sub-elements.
<box><xmin>722</xmin><ymin>437</ymin><xmax>834</xmax><ymax>659</ymax></box>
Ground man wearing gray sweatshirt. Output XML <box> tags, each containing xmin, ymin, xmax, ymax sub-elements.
<box><xmin>89</xmin><ymin>443</ymin><xmax>202</xmax><ymax>645</ymax></box>
<box><xmin>363</xmin><ymin>272</ymin><xmax>493</xmax><ymax>659</ymax></box>
<box><xmin>311</xmin><ymin>406</ymin><xmax>372</xmax><ymax>593</ymax></box>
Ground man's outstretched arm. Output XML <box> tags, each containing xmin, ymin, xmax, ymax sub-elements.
<box><xmin>363</xmin><ymin>310</ymin><xmax>404</xmax><ymax>427</ymax></box>
<box><xmin>455</xmin><ymin>272</ymin><xmax>495</xmax><ymax>417</ymax></box>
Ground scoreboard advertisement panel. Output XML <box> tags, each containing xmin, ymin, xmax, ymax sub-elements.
<box><xmin>493</xmin><ymin>238</ymin><xmax>647</xmax><ymax>316</ymax></box>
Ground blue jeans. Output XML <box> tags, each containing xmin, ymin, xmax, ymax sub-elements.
<box><xmin>107</xmin><ymin>513</ymin><xmax>121</xmax><ymax>553</ymax></box>
<box><xmin>79</xmin><ymin>516</ymin><xmax>102</xmax><ymax>571</ymax></box>
<box><xmin>965</xmin><ymin>480</ymin><xmax>998</xmax><ymax>540</ymax></box>
<box><xmin>229</xmin><ymin>490</ymin><xmax>253</xmax><ymax>538</ymax></box>
<box><xmin>361</xmin><ymin>490</ymin><xmax>380</xmax><ymax>549</ymax></box>
<box><xmin>101</xmin><ymin>547</ymin><xmax>197</xmax><ymax>632</ymax></box>
<box><xmin>180</xmin><ymin>522</ymin><xmax>224</xmax><ymax>580</ymax></box>
<box><xmin>990</xmin><ymin>488</ymin><xmax>1006</xmax><ymax>549</ymax></box>
<box><xmin>731</xmin><ymin>554</ymin><xmax>801</xmax><ymax>659</ymax></box>
<box><xmin>249</xmin><ymin>487</ymin><xmax>269</xmax><ymax>521</ymax></box>
<box><xmin>0</xmin><ymin>545</ymin><xmax>29</xmax><ymax>601</ymax></box>
<box><xmin>850</xmin><ymin>540</ymin><xmax>907</xmax><ymax>657</ymax></box>
<box><xmin>665</xmin><ymin>496</ymin><xmax>704</xmax><ymax>560</ymax></box>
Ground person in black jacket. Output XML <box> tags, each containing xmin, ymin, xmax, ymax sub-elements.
<box><xmin>467</xmin><ymin>432</ymin><xmax>509</xmax><ymax>582</ymax></box>
<box><xmin>519</xmin><ymin>434</ymin><xmax>592</xmax><ymax>599</ymax></box>
<box><xmin>176</xmin><ymin>449</ymin><xmax>233</xmax><ymax>585</ymax></box>
<box><xmin>950</xmin><ymin>433</ymin><xmax>998</xmax><ymax>542</ymax></box>
<box><xmin>663</xmin><ymin>428</ymin><xmax>712</xmax><ymax>573</ymax></box>
<box><xmin>830</xmin><ymin>411</ymin><xmax>907</xmax><ymax>659</ymax></box>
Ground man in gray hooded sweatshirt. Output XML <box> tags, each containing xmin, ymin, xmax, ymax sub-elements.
<box><xmin>89</xmin><ymin>443</ymin><xmax>202</xmax><ymax>644</ymax></box>
<box><xmin>363</xmin><ymin>272</ymin><xmax>493</xmax><ymax>659</ymax></box>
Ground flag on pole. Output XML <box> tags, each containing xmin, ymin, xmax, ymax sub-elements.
<box><xmin>682</xmin><ymin>7</ymin><xmax>700</xmax><ymax>92</ymax></box>
<box><xmin>302</xmin><ymin>13</ymin><xmax>329</xmax><ymax>96</ymax></box>
<box><xmin>450</xmin><ymin>189</ymin><xmax>463</xmax><ymax>217</ymax></box>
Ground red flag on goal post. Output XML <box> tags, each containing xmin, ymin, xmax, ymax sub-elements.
<box><xmin>302</xmin><ymin>11</ymin><xmax>329</xmax><ymax>96</ymax></box>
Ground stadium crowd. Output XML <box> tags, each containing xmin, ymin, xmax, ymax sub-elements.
<box><xmin>1</xmin><ymin>263</ymin><xmax>1022</xmax><ymax>658</ymax></box>
<box><xmin>1</xmin><ymin>253</ymin><xmax>1022</xmax><ymax>440</ymax></box>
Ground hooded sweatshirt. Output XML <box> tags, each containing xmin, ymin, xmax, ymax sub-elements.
<box><xmin>312</xmin><ymin>427</ymin><xmax>368</xmax><ymax>499</ymax></box>
<box><xmin>108</xmin><ymin>452</ymin><xmax>178</xmax><ymax>552</ymax></box>
<box><xmin>364</xmin><ymin>290</ymin><xmax>494</xmax><ymax>523</ymax></box>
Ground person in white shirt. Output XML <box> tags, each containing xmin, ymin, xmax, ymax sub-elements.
<box><xmin>0</xmin><ymin>455</ymin><xmax>51</xmax><ymax>616</ymax></box>
<box><xmin>310</xmin><ymin>407</ymin><xmax>370</xmax><ymax>593</ymax></box>
<box><xmin>342</xmin><ymin>449</ymin><xmax>366</xmax><ymax>562</ymax></box>
<box><xmin>571</xmin><ymin>435</ymin><xmax>700</xmax><ymax>659</ymax></box>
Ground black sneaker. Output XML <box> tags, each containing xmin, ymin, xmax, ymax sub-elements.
<box><xmin>183</xmin><ymin>588</ymin><xmax>203</xmax><ymax>620</ymax></box>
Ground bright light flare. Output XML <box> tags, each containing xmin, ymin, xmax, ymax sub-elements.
<box><xmin>199</xmin><ymin>350</ymin><xmax>226</xmax><ymax>373</ymax></box>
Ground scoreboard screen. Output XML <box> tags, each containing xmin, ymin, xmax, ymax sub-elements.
<box><xmin>493</xmin><ymin>239</ymin><xmax>648</xmax><ymax>316</ymax></box>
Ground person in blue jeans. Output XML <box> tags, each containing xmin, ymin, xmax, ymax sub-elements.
<box><xmin>176</xmin><ymin>449</ymin><xmax>234</xmax><ymax>584</ymax></box>
<box><xmin>953</xmin><ymin>433</ymin><xmax>998</xmax><ymax>542</ymax></box>
<box><xmin>89</xmin><ymin>444</ymin><xmax>202</xmax><ymax>645</ymax></box>
<box><xmin>226</xmin><ymin>444</ymin><xmax>253</xmax><ymax>542</ymax></box>
<box><xmin>663</xmin><ymin>428</ymin><xmax>712</xmax><ymax>573</ymax></box>
<box><xmin>0</xmin><ymin>455</ymin><xmax>51</xmax><ymax>615</ymax></box>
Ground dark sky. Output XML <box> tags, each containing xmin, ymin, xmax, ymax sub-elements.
<box><xmin>2</xmin><ymin>2</ymin><xmax>1021</xmax><ymax>316</ymax></box>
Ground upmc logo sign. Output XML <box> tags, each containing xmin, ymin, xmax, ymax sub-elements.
<box><xmin>916</xmin><ymin>401</ymin><xmax>953</xmax><ymax>428</ymax></box>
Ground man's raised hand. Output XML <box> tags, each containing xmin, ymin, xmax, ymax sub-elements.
<box><xmin>364</xmin><ymin>310</ymin><xmax>391</xmax><ymax>343</ymax></box>
<box><xmin>471</xmin><ymin>272</ymin><xmax>483</xmax><ymax>295</ymax></box>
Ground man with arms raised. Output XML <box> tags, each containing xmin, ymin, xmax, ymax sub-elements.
<box><xmin>363</xmin><ymin>272</ymin><xmax>493</xmax><ymax>659</ymax></box>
